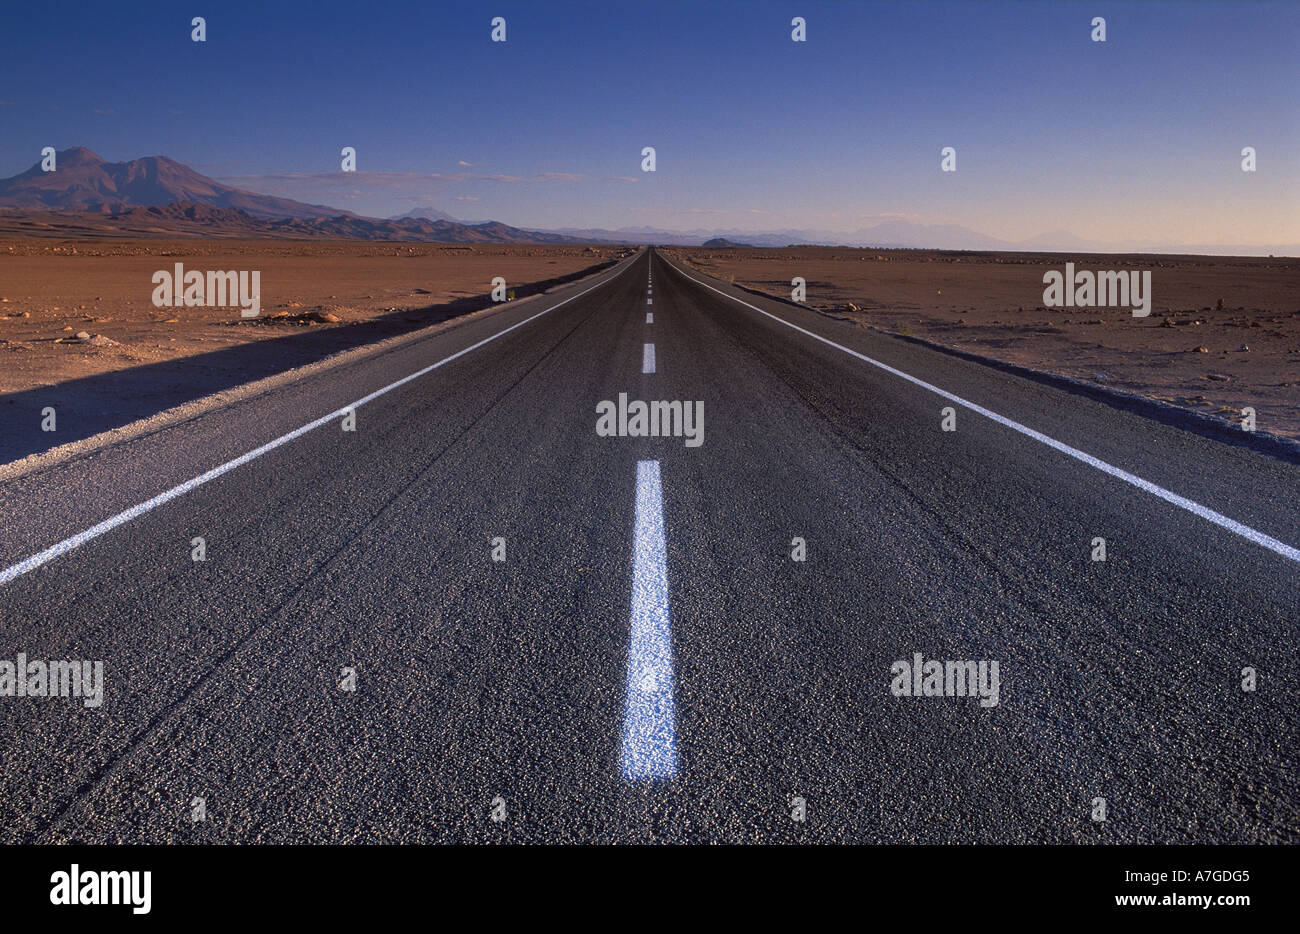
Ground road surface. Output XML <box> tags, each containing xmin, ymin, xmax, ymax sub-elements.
<box><xmin>0</xmin><ymin>248</ymin><xmax>1295</xmax><ymax>843</ymax></box>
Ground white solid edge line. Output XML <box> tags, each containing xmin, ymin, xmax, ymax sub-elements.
<box><xmin>669</xmin><ymin>259</ymin><xmax>1300</xmax><ymax>565</ymax></box>
<box><xmin>620</xmin><ymin>458</ymin><xmax>677</xmax><ymax>780</ymax></box>
<box><xmin>643</xmin><ymin>343</ymin><xmax>656</xmax><ymax>374</ymax></box>
<box><xmin>0</xmin><ymin>258</ymin><xmax>636</xmax><ymax>588</ymax></box>
<box><xmin>646</xmin><ymin>312</ymin><xmax>653</xmax><ymax>324</ymax></box>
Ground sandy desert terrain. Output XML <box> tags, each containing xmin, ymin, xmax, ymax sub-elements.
<box><xmin>665</xmin><ymin>246</ymin><xmax>1300</xmax><ymax>442</ymax></box>
<box><xmin>0</xmin><ymin>240</ymin><xmax>628</xmax><ymax>397</ymax></box>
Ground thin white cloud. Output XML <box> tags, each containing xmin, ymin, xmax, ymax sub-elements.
<box><xmin>857</xmin><ymin>212</ymin><xmax>921</xmax><ymax>221</ymax></box>
<box><xmin>217</xmin><ymin>170</ymin><xmax>585</xmax><ymax>189</ymax></box>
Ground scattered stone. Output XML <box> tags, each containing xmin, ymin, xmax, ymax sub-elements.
<box><xmin>1160</xmin><ymin>317</ymin><xmax>1176</xmax><ymax>327</ymax></box>
<box><xmin>845</xmin><ymin>302</ymin><xmax>860</xmax><ymax>312</ymax></box>
<box><xmin>1238</xmin><ymin>343</ymin><xmax>1250</xmax><ymax>352</ymax></box>
<box><xmin>1205</xmin><ymin>373</ymin><xmax>1231</xmax><ymax>381</ymax></box>
<box><xmin>75</xmin><ymin>331</ymin><xmax>91</xmax><ymax>340</ymax></box>
<box><xmin>1193</xmin><ymin>346</ymin><xmax>1209</xmax><ymax>353</ymax></box>
<box><xmin>85</xmin><ymin>334</ymin><xmax>118</xmax><ymax>346</ymax></box>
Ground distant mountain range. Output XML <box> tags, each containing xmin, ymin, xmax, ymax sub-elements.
<box><xmin>548</xmin><ymin>221</ymin><xmax>1014</xmax><ymax>250</ymax></box>
<box><xmin>0</xmin><ymin>147</ymin><xmax>350</xmax><ymax>220</ymax></box>
<box><xmin>0</xmin><ymin>148</ymin><xmax>593</xmax><ymax>243</ymax></box>
<box><xmin>0</xmin><ymin>202</ymin><xmax>599</xmax><ymax>244</ymax></box>
<box><xmin>549</xmin><ymin>221</ymin><xmax>1300</xmax><ymax>255</ymax></box>
<box><xmin>1</xmin><ymin>148</ymin><xmax>1294</xmax><ymax>254</ymax></box>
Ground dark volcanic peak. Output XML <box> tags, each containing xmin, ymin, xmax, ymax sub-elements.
<box><xmin>57</xmin><ymin>146</ymin><xmax>106</xmax><ymax>167</ymax></box>
<box><xmin>0</xmin><ymin>147</ymin><xmax>349</xmax><ymax>220</ymax></box>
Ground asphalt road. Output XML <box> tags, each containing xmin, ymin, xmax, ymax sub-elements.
<box><xmin>0</xmin><ymin>248</ymin><xmax>1295</xmax><ymax>843</ymax></box>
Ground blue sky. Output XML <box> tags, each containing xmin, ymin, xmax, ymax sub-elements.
<box><xmin>1</xmin><ymin>0</ymin><xmax>1297</xmax><ymax>245</ymax></box>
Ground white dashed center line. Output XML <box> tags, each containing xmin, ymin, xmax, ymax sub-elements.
<box><xmin>620</xmin><ymin>459</ymin><xmax>677</xmax><ymax>780</ymax></box>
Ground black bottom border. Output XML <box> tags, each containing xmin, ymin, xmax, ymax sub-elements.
<box><xmin>0</xmin><ymin>843</ymin><xmax>1284</xmax><ymax>921</ymax></box>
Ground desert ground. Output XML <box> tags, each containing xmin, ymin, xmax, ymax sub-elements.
<box><xmin>2</xmin><ymin>239</ymin><xmax>1296</xmax><ymax>453</ymax></box>
<box><xmin>0</xmin><ymin>240</ymin><xmax>628</xmax><ymax>398</ymax></box>
<box><xmin>665</xmin><ymin>246</ymin><xmax>1300</xmax><ymax>442</ymax></box>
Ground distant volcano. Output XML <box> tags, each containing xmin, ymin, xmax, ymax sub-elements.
<box><xmin>390</xmin><ymin>206</ymin><xmax>461</xmax><ymax>223</ymax></box>
<box><xmin>0</xmin><ymin>147</ymin><xmax>350</xmax><ymax>219</ymax></box>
